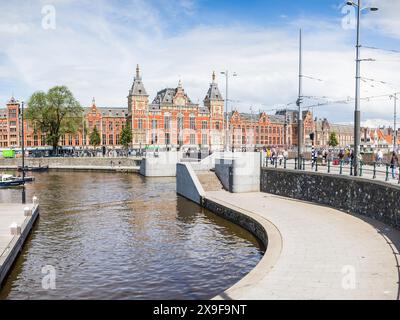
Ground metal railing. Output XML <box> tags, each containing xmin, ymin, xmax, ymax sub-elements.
<box><xmin>262</xmin><ymin>157</ymin><xmax>400</xmax><ymax>185</ymax></box>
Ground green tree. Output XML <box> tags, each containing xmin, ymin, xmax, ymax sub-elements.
<box><xmin>26</xmin><ymin>86</ymin><xmax>83</xmax><ymax>154</ymax></box>
<box><xmin>120</xmin><ymin>123</ymin><xmax>132</xmax><ymax>150</ymax></box>
<box><xmin>89</xmin><ymin>126</ymin><xmax>101</xmax><ymax>148</ymax></box>
<box><xmin>328</xmin><ymin>132</ymin><xmax>339</xmax><ymax>147</ymax></box>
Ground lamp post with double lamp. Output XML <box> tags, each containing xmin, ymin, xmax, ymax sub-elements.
<box><xmin>19</xmin><ymin>100</ymin><xmax>26</xmax><ymax>204</ymax></box>
<box><xmin>297</xmin><ymin>29</ymin><xmax>303</xmax><ymax>170</ymax></box>
<box><xmin>221</xmin><ymin>71</ymin><xmax>237</xmax><ymax>152</ymax></box>
<box><xmin>346</xmin><ymin>0</ymin><xmax>378</xmax><ymax>176</ymax></box>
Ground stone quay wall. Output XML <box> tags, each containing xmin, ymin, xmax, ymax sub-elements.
<box><xmin>261</xmin><ymin>168</ymin><xmax>400</xmax><ymax>230</ymax></box>
<box><xmin>202</xmin><ymin>197</ymin><xmax>268</xmax><ymax>249</ymax></box>
<box><xmin>0</xmin><ymin>157</ymin><xmax>142</xmax><ymax>169</ymax></box>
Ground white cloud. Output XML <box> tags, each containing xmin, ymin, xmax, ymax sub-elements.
<box><xmin>363</xmin><ymin>0</ymin><xmax>400</xmax><ymax>39</ymax></box>
<box><xmin>0</xmin><ymin>0</ymin><xmax>399</xmax><ymax>126</ymax></box>
<box><xmin>361</xmin><ymin>118</ymin><xmax>393</xmax><ymax>128</ymax></box>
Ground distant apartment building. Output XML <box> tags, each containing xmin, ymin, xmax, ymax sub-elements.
<box><xmin>0</xmin><ymin>97</ymin><xmax>127</xmax><ymax>150</ymax></box>
<box><xmin>228</xmin><ymin>109</ymin><xmax>316</xmax><ymax>151</ymax></box>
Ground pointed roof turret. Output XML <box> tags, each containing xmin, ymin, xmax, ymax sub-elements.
<box><xmin>89</xmin><ymin>97</ymin><xmax>99</xmax><ymax>113</ymax></box>
<box><xmin>136</xmin><ymin>64</ymin><xmax>141</xmax><ymax>79</ymax></box>
<box><xmin>129</xmin><ymin>64</ymin><xmax>148</xmax><ymax>96</ymax></box>
<box><xmin>204</xmin><ymin>71</ymin><xmax>224</xmax><ymax>102</ymax></box>
<box><xmin>7</xmin><ymin>94</ymin><xmax>18</xmax><ymax>104</ymax></box>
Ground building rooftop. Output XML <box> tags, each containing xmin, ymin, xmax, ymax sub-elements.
<box><xmin>128</xmin><ymin>65</ymin><xmax>148</xmax><ymax>97</ymax></box>
<box><xmin>204</xmin><ymin>72</ymin><xmax>224</xmax><ymax>102</ymax></box>
<box><xmin>85</xmin><ymin>106</ymin><xmax>128</xmax><ymax>118</ymax></box>
<box><xmin>0</xmin><ymin>108</ymin><xmax>7</xmax><ymax>119</ymax></box>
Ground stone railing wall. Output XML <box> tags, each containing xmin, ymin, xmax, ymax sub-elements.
<box><xmin>261</xmin><ymin>168</ymin><xmax>400</xmax><ymax>230</ymax></box>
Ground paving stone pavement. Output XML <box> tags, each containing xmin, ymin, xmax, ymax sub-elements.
<box><xmin>208</xmin><ymin>190</ymin><xmax>400</xmax><ymax>300</ymax></box>
<box><xmin>0</xmin><ymin>204</ymin><xmax>34</xmax><ymax>258</ymax></box>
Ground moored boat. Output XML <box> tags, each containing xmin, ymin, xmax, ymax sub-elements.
<box><xmin>18</xmin><ymin>165</ymin><xmax>49</xmax><ymax>172</ymax></box>
<box><xmin>23</xmin><ymin>176</ymin><xmax>35</xmax><ymax>182</ymax></box>
<box><xmin>0</xmin><ymin>174</ymin><xmax>25</xmax><ymax>188</ymax></box>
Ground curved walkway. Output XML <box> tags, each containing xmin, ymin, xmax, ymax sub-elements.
<box><xmin>208</xmin><ymin>190</ymin><xmax>400</xmax><ymax>300</ymax></box>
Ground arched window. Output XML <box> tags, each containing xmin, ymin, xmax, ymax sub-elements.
<box><xmin>164</xmin><ymin>113</ymin><xmax>171</xmax><ymax>130</ymax></box>
<box><xmin>189</xmin><ymin>114</ymin><xmax>196</xmax><ymax>130</ymax></box>
<box><xmin>177</xmin><ymin>113</ymin><xmax>184</xmax><ymax>130</ymax></box>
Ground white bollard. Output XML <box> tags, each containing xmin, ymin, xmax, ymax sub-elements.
<box><xmin>24</xmin><ymin>207</ymin><xmax>32</xmax><ymax>217</ymax></box>
<box><xmin>33</xmin><ymin>196</ymin><xmax>39</xmax><ymax>206</ymax></box>
<box><xmin>10</xmin><ymin>223</ymin><xmax>21</xmax><ymax>236</ymax></box>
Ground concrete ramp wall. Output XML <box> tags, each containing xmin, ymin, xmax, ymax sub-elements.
<box><xmin>215</xmin><ymin>159</ymin><xmax>232</xmax><ymax>191</ymax></box>
<box><xmin>215</xmin><ymin>152</ymin><xmax>261</xmax><ymax>193</ymax></box>
<box><xmin>140</xmin><ymin>151</ymin><xmax>181</xmax><ymax>177</ymax></box>
<box><xmin>176</xmin><ymin>163</ymin><xmax>205</xmax><ymax>205</ymax></box>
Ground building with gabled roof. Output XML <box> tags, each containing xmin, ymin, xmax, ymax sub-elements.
<box><xmin>127</xmin><ymin>67</ymin><xmax>225</xmax><ymax>151</ymax></box>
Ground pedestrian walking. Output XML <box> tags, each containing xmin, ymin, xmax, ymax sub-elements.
<box><xmin>338</xmin><ymin>149</ymin><xmax>344</xmax><ymax>162</ymax></box>
<box><xmin>283</xmin><ymin>149</ymin><xmax>289</xmax><ymax>161</ymax></box>
<box><xmin>390</xmin><ymin>151</ymin><xmax>398</xmax><ymax>179</ymax></box>
<box><xmin>376</xmin><ymin>149</ymin><xmax>383</xmax><ymax>167</ymax></box>
<box><xmin>311</xmin><ymin>147</ymin><xmax>317</xmax><ymax>168</ymax></box>
<box><xmin>278</xmin><ymin>152</ymin><xmax>284</xmax><ymax>166</ymax></box>
<box><xmin>271</xmin><ymin>149</ymin><xmax>276</xmax><ymax>165</ymax></box>
<box><xmin>322</xmin><ymin>149</ymin><xmax>328</xmax><ymax>164</ymax></box>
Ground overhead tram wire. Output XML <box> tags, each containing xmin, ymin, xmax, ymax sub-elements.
<box><xmin>360</xmin><ymin>77</ymin><xmax>400</xmax><ymax>89</ymax></box>
<box><xmin>259</xmin><ymin>101</ymin><xmax>296</xmax><ymax>114</ymax></box>
<box><xmin>361</xmin><ymin>45</ymin><xmax>400</xmax><ymax>55</ymax></box>
<box><xmin>302</xmin><ymin>93</ymin><xmax>399</xmax><ymax>110</ymax></box>
<box><xmin>303</xmin><ymin>75</ymin><xmax>324</xmax><ymax>82</ymax></box>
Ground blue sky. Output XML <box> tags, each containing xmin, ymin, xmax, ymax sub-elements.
<box><xmin>0</xmin><ymin>0</ymin><xmax>399</xmax><ymax>126</ymax></box>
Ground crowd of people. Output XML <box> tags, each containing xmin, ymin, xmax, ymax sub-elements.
<box><xmin>264</xmin><ymin>146</ymin><xmax>400</xmax><ymax>180</ymax></box>
<box><xmin>263</xmin><ymin>147</ymin><xmax>289</xmax><ymax>166</ymax></box>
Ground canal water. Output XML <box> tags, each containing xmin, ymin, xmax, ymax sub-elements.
<box><xmin>0</xmin><ymin>171</ymin><xmax>263</xmax><ymax>300</ymax></box>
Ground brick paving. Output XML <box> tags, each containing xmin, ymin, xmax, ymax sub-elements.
<box><xmin>208</xmin><ymin>190</ymin><xmax>400</xmax><ymax>300</ymax></box>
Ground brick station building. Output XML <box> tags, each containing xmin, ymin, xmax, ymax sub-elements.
<box><xmin>2</xmin><ymin>65</ymin><xmax>392</xmax><ymax>153</ymax></box>
<box><xmin>127</xmin><ymin>66</ymin><xmax>224</xmax><ymax>151</ymax></box>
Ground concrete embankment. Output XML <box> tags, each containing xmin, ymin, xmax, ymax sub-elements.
<box><xmin>177</xmin><ymin>161</ymin><xmax>400</xmax><ymax>300</ymax></box>
<box><xmin>140</xmin><ymin>152</ymin><xmax>180</xmax><ymax>177</ymax></box>
<box><xmin>206</xmin><ymin>191</ymin><xmax>400</xmax><ymax>300</ymax></box>
<box><xmin>0</xmin><ymin>199</ymin><xmax>40</xmax><ymax>287</ymax></box>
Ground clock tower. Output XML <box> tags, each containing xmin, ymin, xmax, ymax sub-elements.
<box><xmin>128</xmin><ymin>65</ymin><xmax>149</xmax><ymax>146</ymax></box>
<box><xmin>204</xmin><ymin>71</ymin><xmax>224</xmax><ymax>150</ymax></box>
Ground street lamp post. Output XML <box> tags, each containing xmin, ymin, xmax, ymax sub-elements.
<box><xmin>221</xmin><ymin>71</ymin><xmax>237</xmax><ymax>152</ymax></box>
<box><xmin>391</xmin><ymin>93</ymin><xmax>398</xmax><ymax>151</ymax></box>
<box><xmin>296</xmin><ymin>29</ymin><xmax>303</xmax><ymax>169</ymax></box>
<box><xmin>347</xmin><ymin>0</ymin><xmax>378</xmax><ymax>176</ymax></box>
<box><xmin>20</xmin><ymin>100</ymin><xmax>26</xmax><ymax>204</ymax></box>
<box><xmin>394</xmin><ymin>93</ymin><xmax>397</xmax><ymax>152</ymax></box>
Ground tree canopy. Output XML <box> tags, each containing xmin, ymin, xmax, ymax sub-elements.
<box><xmin>25</xmin><ymin>86</ymin><xmax>83</xmax><ymax>153</ymax></box>
<box><xmin>89</xmin><ymin>126</ymin><xmax>101</xmax><ymax>148</ymax></box>
<box><xmin>120</xmin><ymin>123</ymin><xmax>132</xmax><ymax>150</ymax></box>
<box><xmin>328</xmin><ymin>132</ymin><xmax>339</xmax><ymax>147</ymax></box>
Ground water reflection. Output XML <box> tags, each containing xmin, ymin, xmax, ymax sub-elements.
<box><xmin>0</xmin><ymin>171</ymin><xmax>263</xmax><ymax>300</ymax></box>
